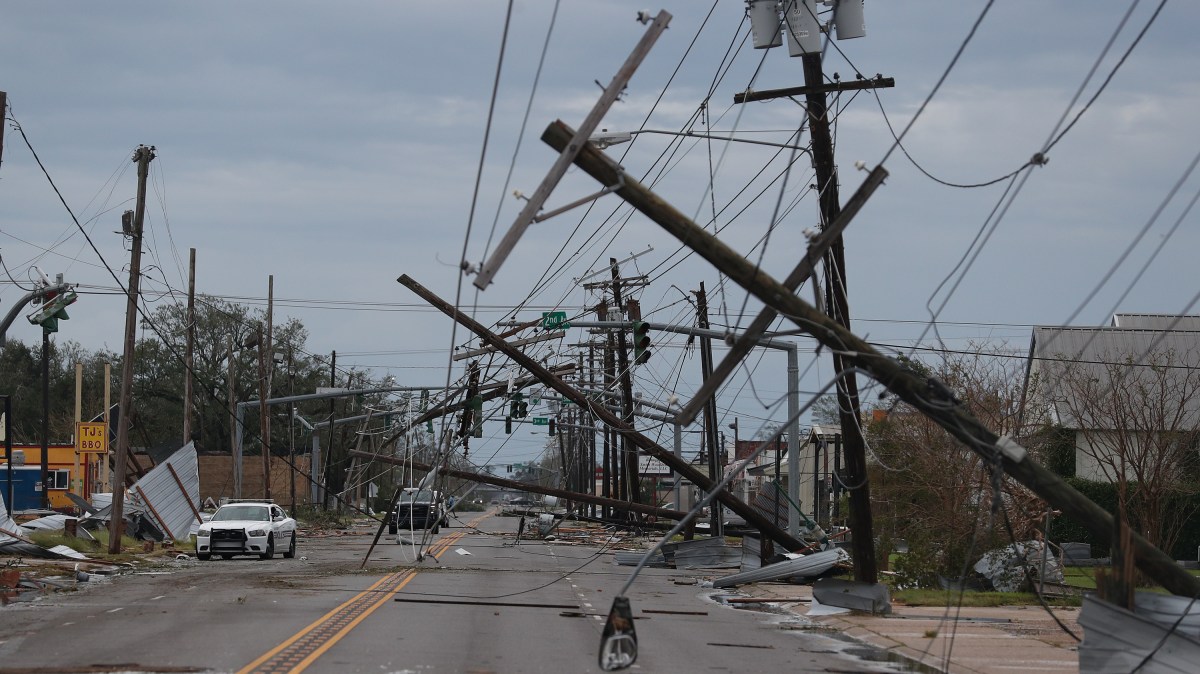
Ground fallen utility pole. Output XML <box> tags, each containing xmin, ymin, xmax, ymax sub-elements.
<box><xmin>537</xmin><ymin>121</ymin><xmax>1200</xmax><ymax>598</ymax></box>
<box><xmin>674</xmin><ymin>160</ymin><xmax>887</xmax><ymax>425</ymax></box>
<box><xmin>349</xmin><ymin>450</ymin><xmax>686</xmax><ymax>522</ymax></box>
<box><xmin>397</xmin><ymin>274</ymin><xmax>807</xmax><ymax>551</ymax></box>
<box><xmin>473</xmin><ymin>9</ymin><xmax>671</xmax><ymax>289</ymax></box>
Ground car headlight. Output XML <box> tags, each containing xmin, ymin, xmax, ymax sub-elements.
<box><xmin>247</xmin><ymin>529</ymin><xmax>267</xmax><ymax>537</ymax></box>
<box><xmin>197</xmin><ymin>529</ymin><xmax>210</xmax><ymax>538</ymax></box>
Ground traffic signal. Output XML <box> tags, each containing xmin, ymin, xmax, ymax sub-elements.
<box><xmin>510</xmin><ymin>392</ymin><xmax>528</xmax><ymax>419</ymax></box>
<box><xmin>632</xmin><ymin>321</ymin><xmax>651</xmax><ymax>365</ymax></box>
<box><xmin>505</xmin><ymin>416</ymin><xmax>512</xmax><ymax>434</ymax></box>
<box><xmin>548</xmin><ymin>418</ymin><xmax>556</xmax><ymax>435</ymax></box>
<box><xmin>27</xmin><ymin>289</ymin><xmax>78</xmax><ymax>333</ymax></box>
<box><xmin>470</xmin><ymin>395</ymin><xmax>484</xmax><ymax>438</ymax></box>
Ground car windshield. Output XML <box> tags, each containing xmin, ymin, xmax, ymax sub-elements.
<box><xmin>212</xmin><ymin>505</ymin><xmax>270</xmax><ymax>522</ymax></box>
<box><xmin>399</xmin><ymin>489</ymin><xmax>435</xmax><ymax>504</ymax></box>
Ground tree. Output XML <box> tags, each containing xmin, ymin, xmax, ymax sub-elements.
<box><xmin>864</xmin><ymin>343</ymin><xmax>1041</xmax><ymax>587</ymax></box>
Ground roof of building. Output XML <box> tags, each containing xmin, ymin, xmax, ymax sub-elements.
<box><xmin>1023</xmin><ymin>317</ymin><xmax>1200</xmax><ymax>431</ymax></box>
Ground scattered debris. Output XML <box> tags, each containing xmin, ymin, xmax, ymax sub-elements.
<box><xmin>973</xmin><ymin>540</ymin><xmax>1062</xmax><ymax>592</ymax></box>
<box><xmin>812</xmin><ymin>578</ymin><xmax>891</xmax><ymax>614</ymax></box>
<box><xmin>712</xmin><ymin>548</ymin><xmax>851</xmax><ymax>589</ymax></box>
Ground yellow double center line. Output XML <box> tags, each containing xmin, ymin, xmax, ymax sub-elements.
<box><xmin>239</xmin><ymin>514</ymin><xmax>487</xmax><ymax>674</ymax></box>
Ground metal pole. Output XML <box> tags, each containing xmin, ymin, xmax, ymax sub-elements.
<box><xmin>3</xmin><ymin>396</ymin><xmax>11</xmax><ymax>510</ymax></box>
<box><xmin>41</xmin><ymin>329</ymin><xmax>50</xmax><ymax>509</ymax></box>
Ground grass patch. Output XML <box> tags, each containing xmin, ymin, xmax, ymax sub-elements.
<box><xmin>892</xmin><ymin>588</ymin><xmax>1081</xmax><ymax>608</ymax></box>
<box><xmin>26</xmin><ymin>528</ymin><xmax>195</xmax><ymax>563</ymax></box>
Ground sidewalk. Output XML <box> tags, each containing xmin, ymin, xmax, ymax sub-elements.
<box><xmin>743</xmin><ymin>583</ymin><xmax>1081</xmax><ymax>673</ymax></box>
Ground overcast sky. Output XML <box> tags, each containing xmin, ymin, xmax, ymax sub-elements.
<box><xmin>3</xmin><ymin>1</ymin><xmax>1198</xmax><ymax>467</ymax></box>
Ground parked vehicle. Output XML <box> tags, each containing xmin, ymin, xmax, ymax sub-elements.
<box><xmin>388</xmin><ymin>488</ymin><xmax>445</xmax><ymax>535</ymax></box>
<box><xmin>195</xmin><ymin>501</ymin><xmax>297</xmax><ymax>560</ymax></box>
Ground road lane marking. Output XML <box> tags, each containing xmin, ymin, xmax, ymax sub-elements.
<box><xmin>238</xmin><ymin>531</ymin><xmax>469</xmax><ymax>674</ymax></box>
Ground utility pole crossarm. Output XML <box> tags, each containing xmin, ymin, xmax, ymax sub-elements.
<box><xmin>734</xmin><ymin>76</ymin><xmax>895</xmax><ymax>104</ymax></box>
<box><xmin>539</xmin><ymin>120</ymin><xmax>1200</xmax><ymax>597</ymax></box>
<box><xmin>472</xmin><ymin>10</ymin><xmax>671</xmax><ymax>290</ymax></box>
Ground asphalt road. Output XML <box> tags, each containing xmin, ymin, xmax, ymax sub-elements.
<box><xmin>0</xmin><ymin>511</ymin><xmax>904</xmax><ymax>673</ymax></box>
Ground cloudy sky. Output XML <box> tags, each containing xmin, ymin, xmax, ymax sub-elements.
<box><xmin>3</xmin><ymin>1</ymin><xmax>1198</xmax><ymax>468</ymax></box>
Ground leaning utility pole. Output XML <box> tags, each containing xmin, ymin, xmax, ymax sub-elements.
<box><xmin>109</xmin><ymin>145</ymin><xmax>155</xmax><ymax>554</ymax></box>
<box><xmin>541</xmin><ymin>120</ymin><xmax>1200</xmax><ymax>597</ymax></box>
<box><xmin>799</xmin><ymin>50</ymin><xmax>877</xmax><ymax>585</ymax></box>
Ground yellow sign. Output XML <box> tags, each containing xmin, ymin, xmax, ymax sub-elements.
<box><xmin>77</xmin><ymin>422</ymin><xmax>108</xmax><ymax>454</ymax></box>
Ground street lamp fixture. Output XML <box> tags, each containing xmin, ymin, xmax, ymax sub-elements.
<box><xmin>590</xmin><ymin>128</ymin><xmax>809</xmax><ymax>153</ymax></box>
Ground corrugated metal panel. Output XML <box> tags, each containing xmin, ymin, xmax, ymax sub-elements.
<box><xmin>129</xmin><ymin>442</ymin><xmax>200</xmax><ymax>541</ymax></box>
<box><xmin>1029</xmin><ymin>324</ymin><xmax>1200</xmax><ymax>430</ymax></box>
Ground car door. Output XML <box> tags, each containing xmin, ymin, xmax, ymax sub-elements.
<box><xmin>270</xmin><ymin>505</ymin><xmax>291</xmax><ymax>539</ymax></box>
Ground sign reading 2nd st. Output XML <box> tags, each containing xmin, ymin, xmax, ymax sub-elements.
<box><xmin>77</xmin><ymin>422</ymin><xmax>108</xmax><ymax>454</ymax></box>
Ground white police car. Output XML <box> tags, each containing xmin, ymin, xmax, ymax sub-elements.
<box><xmin>195</xmin><ymin>501</ymin><xmax>297</xmax><ymax>560</ymax></box>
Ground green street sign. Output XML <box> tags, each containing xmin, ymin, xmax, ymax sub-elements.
<box><xmin>541</xmin><ymin>311</ymin><xmax>570</xmax><ymax>331</ymax></box>
<box><xmin>531</xmin><ymin>417</ymin><xmax>549</xmax><ymax>426</ymax></box>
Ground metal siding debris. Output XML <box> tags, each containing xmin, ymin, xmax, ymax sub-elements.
<box><xmin>128</xmin><ymin>441</ymin><xmax>201</xmax><ymax>542</ymax></box>
<box><xmin>812</xmin><ymin>578</ymin><xmax>891</xmax><ymax>614</ymax></box>
<box><xmin>712</xmin><ymin>548</ymin><xmax>850</xmax><ymax>588</ymax></box>
<box><xmin>1079</xmin><ymin>592</ymin><xmax>1200</xmax><ymax>673</ymax></box>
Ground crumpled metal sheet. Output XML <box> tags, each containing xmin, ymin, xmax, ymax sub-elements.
<box><xmin>713</xmin><ymin>548</ymin><xmax>850</xmax><ymax>588</ymax></box>
<box><xmin>973</xmin><ymin>540</ymin><xmax>1062</xmax><ymax>592</ymax></box>
<box><xmin>128</xmin><ymin>442</ymin><xmax>200</xmax><ymax>541</ymax></box>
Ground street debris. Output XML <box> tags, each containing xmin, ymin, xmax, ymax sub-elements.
<box><xmin>811</xmin><ymin>578</ymin><xmax>891</xmax><ymax>614</ymax></box>
<box><xmin>712</xmin><ymin>548</ymin><xmax>851</xmax><ymax>589</ymax></box>
<box><xmin>973</xmin><ymin>540</ymin><xmax>1062</xmax><ymax>592</ymax></box>
<box><xmin>127</xmin><ymin>441</ymin><xmax>202</xmax><ymax>542</ymax></box>
<box><xmin>1079</xmin><ymin>591</ymin><xmax>1200</xmax><ymax>673</ymax></box>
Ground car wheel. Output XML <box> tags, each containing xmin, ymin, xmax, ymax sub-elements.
<box><xmin>260</xmin><ymin>534</ymin><xmax>275</xmax><ymax>560</ymax></box>
<box><xmin>283</xmin><ymin>532</ymin><xmax>296</xmax><ymax>559</ymax></box>
<box><xmin>197</xmin><ymin>552</ymin><xmax>211</xmax><ymax>561</ymax></box>
<box><xmin>220</xmin><ymin>554</ymin><xmax>233</xmax><ymax>560</ymax></box>
<box><xmin>388</xmin><ymin>521</ymin><xmax>397</xmax><ymax>535</ymax></box>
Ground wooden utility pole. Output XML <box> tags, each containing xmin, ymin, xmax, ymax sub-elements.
<box><xmin>695</xmin><ymin>283</ymin><xmax>723</xmax><ymax>536</ymax></box>
<box><xmin>109</xmin><ymin>145</ymin><xmax>155</xmax><ymax>553</ymax></box>
<box><xmin>799</xmin><ymin>51</ymin><xmax>877</xmax><ymax>584</ymax></box>
<box><xmin>102</xmin><ymin>363</ymin><xmax>111</xmax><ymax>492</ymax></box>
<box><xmin>398</xmin><ymin>274</ymin><xmax>807</xmax><ymax>551</ymax></box>
<box><xmin>74</xmin><ymin>363</ymin><xmax>82</xmax><ymax>497</ymax></box>
<box><xmin>227</xmin><ymin>337</ymin><xmax>237</xmax><ymax>496</ymax></box>
<box><xmin>183</xmin><ymin>248</ymin><xmax>196</xmax><ymax>445</ymax></box>
<box><xmin>536</xmin><ymin>124</ymin><xmax>1200</xmax><ymax>597</ymax></box>
<box><xmin>324</xmin><ymin>350</ymin><xmax>336</xmax><ymax>508</ymax></box>
<box><xmin>257</xmin><ymin>324</ymin><xmax>271</xmax><ymax>500</ymax></box>
<box><xmin>610</xmin><ymin>259</ymin><xmax>641</xmax><ymax>507</ymax></box>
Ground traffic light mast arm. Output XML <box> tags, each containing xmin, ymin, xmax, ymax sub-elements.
<box><xmin>0</xmin><ymin>282</ymin><xmax>71</xmax><ymax>346</ymax></box>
